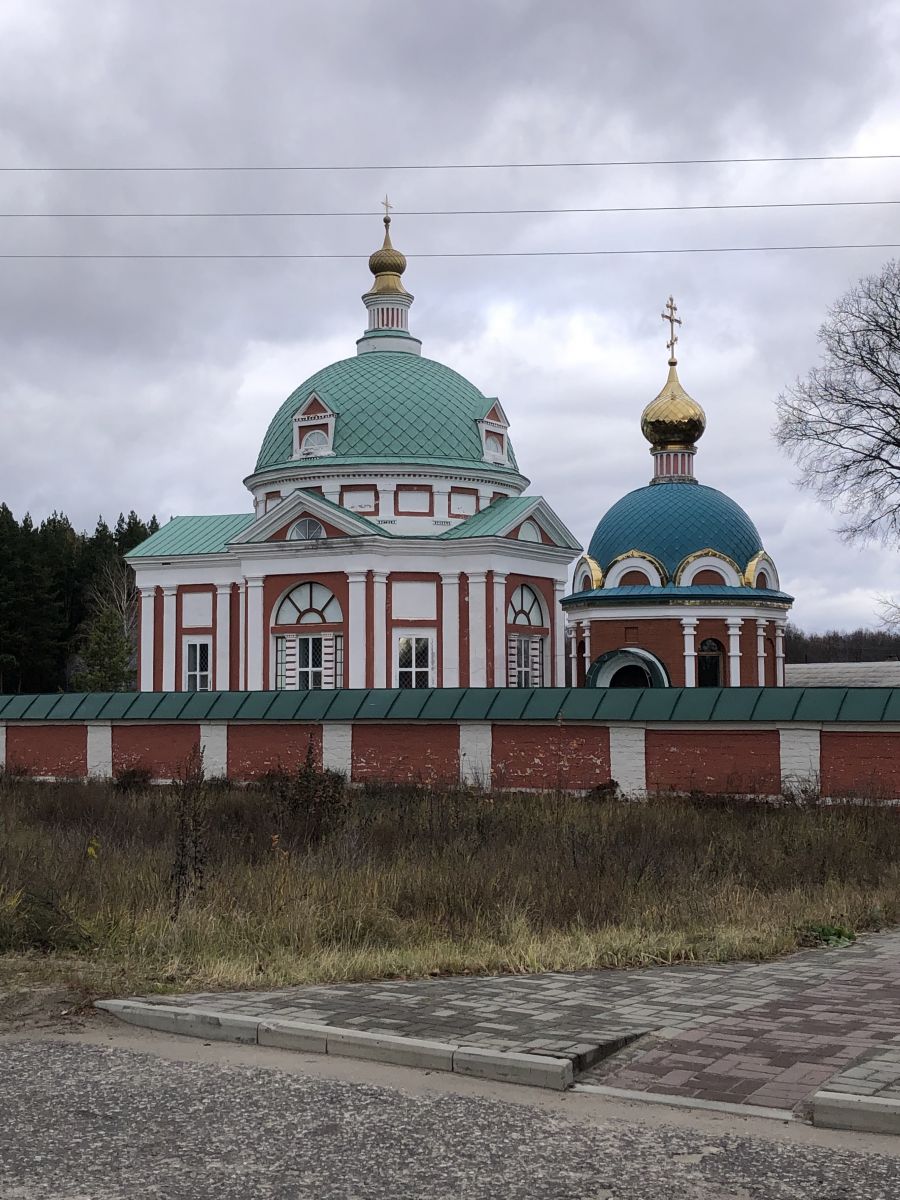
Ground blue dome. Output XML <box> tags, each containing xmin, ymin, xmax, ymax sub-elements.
<box><xmin>588</xmin><ymin>482</ymin><xmax>763</xmax><ymax>577</ymax></box>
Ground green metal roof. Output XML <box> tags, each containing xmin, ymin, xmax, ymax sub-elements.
<box><xmin>588</xmin><ymin>481</ymin><xmax>764</xmax><ymax>577</ymax></box>
<box><xmin>2</xmin><ymin>688</ymin><xmax>900</xmax><ymax>723</ymax></box>
<box><xmin>127</xmin><ymin>514</ymin><xmax>255</xmax><ymax>559</ymax></box>
<box><xmin>439</xmin><ymin>496</ymin><xmax>537</xmax><ymax>540</ymax></box>
<box><xmin>564</xmin><ymin>584</ymin><xmax>794</xmax><ymax>606</ymax></box>
<box><xmin>254</xmin><ymin>352</ymin><xmax>520</xmax><ymax>474</ymax></box>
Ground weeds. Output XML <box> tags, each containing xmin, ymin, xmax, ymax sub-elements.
<box><xmin>0</xmin><ymin>768</ymin><xmax>897</xmax><ymax>997</ymax></box>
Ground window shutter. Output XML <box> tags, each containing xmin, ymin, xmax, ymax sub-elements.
<box><xmin>530</xmin><ymin>636</ymin><xmax>543</xmax><ymax>688</ymax></box>
<box><xmin>283</xmin><ymin>636</ymin><xmax>299</xmax><ymax>690</ymax></box>
<box><xmin>322</xmin><ymin>632</ymin><xmax>336</xmax><ymax>689</ymax></box>
<box><xmin>507</xmin><ymin>634</ymin><xmax>519</xmax><ymax>687</ymax></box>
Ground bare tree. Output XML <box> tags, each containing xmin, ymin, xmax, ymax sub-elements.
<box><xmin>775</xmin><ymin>259</ymin><xmax>900</xmax><ymax>543</ymax></box>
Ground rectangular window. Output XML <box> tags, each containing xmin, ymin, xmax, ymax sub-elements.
<box><xmin>507</xmin><ymin>634</ymin><xmax>544</xmax><ymax>688</ymax></box>
<box><xmin>185</xmin><ymin>639</ymin><xmax>211</xmax><ymax>691</ymax></box>
<box><xmin>397</xmin><ymin>634</ymin><xmax>432</xmax><ymax>688</ymax></box>
<box><xmin>275</xmin><ymin>634</ymin><xmax>343</xmax><ymax>690</ymax></box>
<box><xmin>298</xmin><ymin>635</ymin><xmax>323</xmax><ymax>690</ymax></box>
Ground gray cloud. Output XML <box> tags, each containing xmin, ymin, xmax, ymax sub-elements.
<box><xmin>0</xmin><ymin>0</ymin><xmax>899</xmax><ymax>630</ymax></box>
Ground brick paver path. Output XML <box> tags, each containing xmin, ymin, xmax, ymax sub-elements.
<box><xmin>134</xmin><ymin>930</ymin><xmax>900</xmax><ymax>1113</ymax></box>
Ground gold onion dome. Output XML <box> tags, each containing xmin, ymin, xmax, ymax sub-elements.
<box><xmin>367</xmin><ymin>215</ymin><xmax>409</xmax><ymax>295</ymax></box>
<box><xmin>640</xmin><ymin>359</ymin><xmax>707</xmax><ymax>449</ymax></box>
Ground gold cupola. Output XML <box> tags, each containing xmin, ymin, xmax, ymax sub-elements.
<box><xmin>641</xmin><ymin>297</ymin><xmax>706</xmax><ymax>482</ymax></box>
<box><xmin>358</xmin><ymin>200</ymin><xmax>421</xmax><ymax>356</ymax></box>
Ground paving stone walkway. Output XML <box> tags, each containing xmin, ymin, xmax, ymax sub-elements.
<box><xmin>129</xmin><ymin>930</ymin><xmax>900</xmax><ymax>1114</ymax></box>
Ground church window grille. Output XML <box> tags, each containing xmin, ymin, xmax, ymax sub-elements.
<box><xmin>301</xmin><ymin>429</ymin><xmax>329</xmax><ymax>455</ymax></box>
<box><xmin>517</xmin><ymin>519</ymin><xmax>542</xmax><ymax>543</ymax></box>
<box><xmin>274</xmin><ymin>582</ymin><xmax>342</xmax><ymax>625</ymax></box>
<box><xmin>185</xmin><ymin>639</ymin><xmax>211</xmax><ymax>691</ymax></box>
<box><xmin>288</xmin><ymin>518</ymin><xmax>326</xmax><ymax>542</ymax></box>
<box><xmin>507</xmin><ymin>584</ymin><xmax>544</xmax><ymax>627</ymax></box>
<box><xmin>397</xmin><ymin>634</ymin><xmax>432</xmax><ymax>688</ymax></box>
<box><xmin>697</xmin><ymin>638</ymin><xmax>724</xmax><ymax>688</ymax></box>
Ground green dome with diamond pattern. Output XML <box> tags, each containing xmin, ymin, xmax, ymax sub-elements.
<box><xmin>254</xmin><ymin>352</ymin><xmax>520</xmax><ymax>474</ymax></box>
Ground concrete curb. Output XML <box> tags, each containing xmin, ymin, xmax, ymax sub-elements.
<box><xmin>95</xmin><ymin>1000</ymin><xmax>573</xmax><ymax>1091</ymax></box>
<box><xmin>573</xmin><ymin>1081</ymin><xmax>795</xmax><ymax>1123</ymax></box>
<box><xmin>812</xmin><ymin>1089</ymin><xmax>900</xmax><ymax>1135</ymax></box>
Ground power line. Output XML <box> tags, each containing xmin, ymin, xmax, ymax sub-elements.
<box><xmin>1</xmin><ymin>199</ymin><xmax>899</xmax><ymax>218</ymax></box>
<box><xmin>0</xmin><ymin>242</ymin><xmax>897</xmax><ymax>259</ymax></box>
<box><xmin>0</xmin><ymin>153</ymin><xmax>899</xmax><ymax>173</ymax></box>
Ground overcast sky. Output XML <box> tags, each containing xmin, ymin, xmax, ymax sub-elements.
<box><xmin>1</xmin><ymin>0</ymin><xmax>899</xmax><ymax>631</ymax></box>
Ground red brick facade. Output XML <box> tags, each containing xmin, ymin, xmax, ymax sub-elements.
<box><xmin>6</xmin><ymin>725</ymin><xmax>87</xmax><ymax>778</ymax></box>
<box><xmin>227</xmin><ymin>723</ymin><xmax>322</xmax><ymax>781</ymax></box>
<box><xmin>111</xmin><ymin>724</ymin><xmax>200</xmax><ymax>778</ymax></box>
<box><xmin>492</xmin><ymin>724</ymin><xmax>610</xmax><ymax>790</ymax></box>
<box><xmin>351</xmin><ymin>723</ymin><xmax>459</xmax><ymax>784</ymax></box>
<box><xmin>646</xmin><ymin>729</ymin><xmax>781</xmax><ymax>795</ymax></box>
<box><xmin>821</xmin><ymin>732</ymin><xmax>900</xmax><ymax>799</ymax></box>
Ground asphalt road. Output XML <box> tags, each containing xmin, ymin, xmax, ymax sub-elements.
<box><xmin>1</xmin><ymin>1026</ymin><xmax>898</xmax><ymax>1199</ymax></box>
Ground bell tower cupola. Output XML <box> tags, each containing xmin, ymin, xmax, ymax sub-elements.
<box><xmin>357</xmin><ymin>197</ymin><xmax>422</xmax><ymax>356</ymax></box>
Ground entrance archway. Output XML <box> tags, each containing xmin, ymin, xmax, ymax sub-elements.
<box><xmin>586</xmin><ymin>648</ymin><xmax>669</xmax><ymax>689</ymax></box>
<box><xmin>609</xmin><ymin>663</ymin><xmax>651</xmax><ymax>688</ymax></box>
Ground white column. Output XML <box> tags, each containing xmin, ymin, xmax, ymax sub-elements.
<box><xmin>372</xmin><ymin>571</ymin><xmax>388</xmax><ymax>687</ymax></box>
<box><xmin>756</xmin><ymin>619</ymin><xmax>767</xmax><ymax>687</ymax></box>
<box><xmin>86</xmin><ymin>723</ymin><xmax>112</xmax><ymax>779</ymax></box>
<box><xmin>216</xmin><ymin>584</ymin><xmax>231</xmax><ymax>691</ymax></box>
<box><xmin>468</xmin><ymin>571</ymin><xmax>488</xmax><ymax>687</ymax></box>
<box><xmin>245</xmin><ymin>577</ymin><xmax>265</xmax><ymax>690</ymax></box>
<box><xmin>238</xmin><ymin>581</ymin><xmax>247</xmax><ymax>689</ymax></box>
<box><xmin>609</xmin><ymin>726</ymin><xmax>646</xmax><ymax>796</ymax></box>
<box><xmin>161</xmin><ymin>585</ymin><xmax>178</xmax><ymax>691</ymax></box>
<box><xmin>681</xmin><ymin>617</ymin><xmax>698</xmax><ymax>687</ymax></box>
<box><xmin>322</xmin><ymin>722</ymin><xmax>353</xmax><ymax>775</ymax></box>
<box><xmin>581</xmin><ymin>621</ymin><xmax>592</xmax><ymax>681</ymax></box>
<box><xmin>0</xmin><ymin>723</ymin><xmax>5</xmax><ymax>771</ymax></box>
<box><xmin>568</xmin><ymin>624</ymin><xmax>578</xmax><ymax>686</ymax></box>
<box><xmin>726</xmin><ymin>617</ymin><xmax>743</xmax><ymax>687</ymax></box>
<box><xmin>139</xmin><ymin>587</ymin><xmax>156</xmax><ymax>692</ymax></box>
<box><xmin>774</xmin><ymin>620</ymin><xmax>786</xmax><ymax>687</ymax></box>
<box><xmin>441</xmin><ymin>572</ymin><xmax>460</xmax><ymax>687</ymax></box>
<box><xmin>199</xmin><ymin>724</ymin><xmax>228</xmax><ymax>777</ymax></box>
<box><xmin>347</xmin><ymin>571</ymin><xmax>368</xmax><ymax>688</ymax></box>
<box><xmin>553</xmin><ymin>581</ymin><xmax>566</xmax><ymax>686</ymax></box>
<box><xmin>459</xmin><ymin>723</ymin><xmax>492</xmax><ymax>787</ymax></box>
<box><xmin>492</xmin><ymin>571</ymin><xmax>507</xmax><ymax>688</ymax></box>
<box><xmin>779</xmin><ymin>726</ymin><xmax>820</xmax><ymax>791</ymax></box>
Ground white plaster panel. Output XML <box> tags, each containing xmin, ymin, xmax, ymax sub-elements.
<box><xmin>344</xmin><ymin>487</ymin><xmax>377</xmax><ymax>512</ymax></box>
<box><xmin>86</xmin><ymin>723</ymin><xmax>113</xmax><ymax>779</ymax></box>
<box><xmin>395</xmin><ymin>487</ymin><xmax>431</xmax><ymax>513</ymax></box>
<box><xmin>200</xmin><ymin>724</ymin><xmax>228</xmax><ymax>777</ymax></box>
<box><xmin>391</xmin><ymin>579</ymin><xmax>437</xmax><ymax>620</ymax></box>
<box><xmin>779</xmin><ymin>726</ymin><xmax>820</xmax><ymax>788</ymax></box>
<box><xmin>322</xmin><ymin>722</ymin><xmax>353</xmax><ymax>776</ymax></box>
<box><xmin>609</xmin><ymin>725</ymin><xmax>646</xmax><ymax>796</ymax></box>
<box><xmin>0</xmin><ymin>723</ymin><xmax>6</xmax><ymax>770</ymax></box>
<box><xmin>139</xmin><ymin>588</ymin><xmax>155</xmax><ymax>692</ymax></box>
<box><xmin>459</xmin><ymin>723</ymin><xmax>492</xmax><ymax>787</ymax></box>
<box><xmin>182</xmin><ymin>591</ymin><xmax>213</xmax><ymax>628</ymax></box>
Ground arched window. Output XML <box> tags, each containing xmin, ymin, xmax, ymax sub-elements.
<box><xmin>609</xmin><ymin>663</ymin><xmax>651</xmax><ymax>688</ymax></box>
<box><xmin>301</xmin><ymin>429</ymin><xmax>329</xmax><ymax>455</ymax></box>
<box><xmin>275</xmin><ymin>582</ymin><xmax>342</xmax><ymax>625</ymax></box>
<box><xmin>507</xmin><ymin>584</ymin><xmax>544</xmax><ymax>626</ymax></box>
<box><xmin>697</xmin><ymin>638</ymin><xmax>724</xmax><ymax>687</ymax></box>
<box><xmin>289</xmin><ymin>518</ymin><xmax>326</xmax><ymax>541</ymax></box>
<box><xmin>756</xmin><ymin>571</ymin><xmax>770</xmax><ymax>590</ymax></box>
<box><xmin>517</xmin><ymin>519</ymin><xmax>542</xmax><ymax>543</ymax></box>
<box><xmin>273</xmin><ymin>583</ymin><xmax>343</xmax><ymax>691</ymax></box>
<box><xmin>580</xmin><ymin>574</ymin><xmax>593</xmax><ymax>591</ymax></box>
<box><xmin>619</xmin><ymin>569</ymin><xmax>650</xmax><ymax>586</ymax></box>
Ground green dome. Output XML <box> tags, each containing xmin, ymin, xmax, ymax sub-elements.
<box><xmin>254</xmin><ymin>352</ymin><xmax>519</xmax><ymax>474</ymax></box>
<box><xmin>589</xmin><ymin>482</ymin><xmax>764</xmax><ymax>577</ymax></box>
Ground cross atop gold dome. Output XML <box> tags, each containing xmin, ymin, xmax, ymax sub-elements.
<box><xmin>640</xmin><ymin>297</ymin><xmax>707</xmax><ymax>473</ymax></box>
<box><xmin>367</xmin><ymin>198</ymin><xmax>409</xmax><ymax>296</ymax></box>
<box><xmin>661</xmin><ymin>295</ymin><xmax>682</xmax><ymax>364</ymax></box>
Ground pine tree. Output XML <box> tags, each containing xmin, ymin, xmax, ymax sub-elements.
<box><xmin>73</xmin><ymin>604</ymin><xmax>133</xmax><ymax>691</ymax></box>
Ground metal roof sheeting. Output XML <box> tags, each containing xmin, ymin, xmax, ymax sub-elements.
<box><xmin>127</xmin><ymin>513</ymin><xmax>256</xmax><ymax>559</ymax></box>
<box><xmin>2</xmin><ymin>687</ymin><xmax>900</xmax><ymax>723</ymax></box>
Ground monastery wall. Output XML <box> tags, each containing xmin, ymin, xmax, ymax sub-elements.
<box><xmin>2</xmin><ymin>688</ymin><xmax>900</xmax><ymax>799</ymax></box>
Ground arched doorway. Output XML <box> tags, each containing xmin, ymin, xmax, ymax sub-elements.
<box><xmin>586</xmin><ymin>648</ymin><xmax>669</xmax><ymax>689</ymax></box>
<box><xmin>272</xmin><ymin>582</ymin><xmax>344</xmax><ymax>689</ymax></box>
<box><xmin>697</xmin><ymin>638</ymin><xmax>724</xmax><ymax>687</ymax></box>
<box><xmin>609</xmin><ymin>663</ymin><xmax>651</xmax><ymax>688</ymax></box>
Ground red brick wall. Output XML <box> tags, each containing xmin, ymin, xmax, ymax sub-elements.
<box><xmin>491</xmin><ymin>724</ymin><xmax>611</xmax><ymax>790</ymax></box>
<box><xmin>588</xmin><ymin>618</ymin><xmax>685</xmax><ymax>685</ymax></box>
<box><xmin>821</xmin><ymin>732</ymin><xmax>900</xmax><ymax>799</ymax></box>
<box><xmin>227</xmin><ymin>724</ymin><xmax>323</xmax><ymax>781</ymax></box>
<box><xmin>351</xmin><ymin>723</ymin><xmax>459</xmax><ymax>785</ymax></box>
<box><xmin>646</xmin><ymin>729</ymin><xmax>780</xmax><ymax>795</ymax></box>
<box><xmin>112</xmin><ymin>725</ymin><xmax>200</xmax><ymax>778</ymax></box>
<box><xmin>6</xmin><ymin>726</ymin><xmax>87</xmax><ymax>778</ymax></box>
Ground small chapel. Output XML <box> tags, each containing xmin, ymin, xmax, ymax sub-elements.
<box><xmin>128</xmin><ymin>217</ymin><xmax>792</xmax><ymax>692</ymax></box>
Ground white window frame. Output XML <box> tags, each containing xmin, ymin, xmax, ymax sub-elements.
<box><xmin>292</xmin><ymin>393</ymin><xmax>336</xmax><ymax>459</ymax></box>
<box><xmin>183</xmin><ymin>636</ymin><xmax>212</xmax><ymax>692</ymax></box>
<box><xmin>288</xmin><ymin>518</ymin><xmax>326</xmax><ymax>541</ymax></box>
<box><xmin>477</xmin><ymin>417</ymin><xmax>510</xmax><ymax>465</ymax></box>
<box><xmin>274</xmin><ymin>632</ymin><xmax>344</xmax><ymax>690</ymax></box>
<box><xmin>394</xmin><ymin>629</ymin><xmax>435</xmax><ymax>689</ymax></box>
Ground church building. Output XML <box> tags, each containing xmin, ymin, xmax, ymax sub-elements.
<box><xmin>562</xmin><ymin>299</ymin><xmax>793</xmax><ymax>688</ymax></box>
<box><xmin>127</xmin><ymin>214</ymin><xmax>581</xmax><ymax>692</ymax></box>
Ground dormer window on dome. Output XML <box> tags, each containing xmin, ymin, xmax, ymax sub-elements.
<box><xmin>292</xmin><ymin>393</ymin><xmax>335</xmax><ymax>459</ymax></box>
<box><xmin>478</xmin><ymin>401</ymin><xmax>510</xmax><ymax>466</ymax></box>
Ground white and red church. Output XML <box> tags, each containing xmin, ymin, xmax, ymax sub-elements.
<box><xmin>128</xmin><ymin>224</ymin><xmax>792</xmax><ymax>693</ymax></box>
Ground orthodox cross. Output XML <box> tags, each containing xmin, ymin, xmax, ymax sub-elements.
<box><xmin>381</xmin><ymin>194</ymin><xmax>393</xmax><ymax>222</ymax></box>
<box><xmin>661</xmin><ymin>295</ymin><xmax>682</xmax><ymax>362</ymax></box>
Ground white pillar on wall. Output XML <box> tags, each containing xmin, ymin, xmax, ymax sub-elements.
<box><xmin>581</xmin><ymin>621</ymin><xmax>592</xmax><ymax>681</ymax></box>
<box><xmin>681</xmin><ymin>617</ymin><xmax>698</xmax><ymax>687</ymax></box>
<box><xmin>238</xmin><ymin>582</ymin><xmax>247</xmax><ymax>689</ymax></box>
<box><xmin>161</xmin><ymin>585</ymin><xmax>177</xmax><ymax>692</ymax></box>
<box><xmin>468</xmin><ymin>571</ymin><xmax>488</xmax><ymax>687</ymax></box>
<box><xmin>139</xmin><ymin>587</ymin><xmax>156</xmax><ymax>692</ymax></box>
<box><xmin>492</xmin><ymin>571</ymin><xmax>507</xmax><ymax>688</ymax></box>
<box><xmin>726</xmin><ymin>617</ymin><xmax>743</xmax><ymax>687</ymax></box>
<box><xmin>774</xmin><ymin>619</ymin><xmax>786</xmax><ymax>687</ymax></box>
<box><xmin>372</xmin><ymin>571</ymin><xmax>388</xmax><ymax>688</ymax></box>
<box><xmin>245</xmin><ymin>577</ymin><xmax>265</xmax><ymax>690</ymax></box>
<box><xmin>553</xmin><ymin>581</ymin><xmax>566</xmax><ymax>686</ymax></box>
<box><xmin>216</xmin><ymin>584</ymin><xmax>231</xmax><ymax>691</ymax></box>
<box><xmin>347</xmin><ymin>571</ymin><xmax>368</xmax><ymax>688</ymax></box>
<box><xmin>756</xmin><ymin>619</ymin><xmax>767</xmax><ymax>687</ymax></box>
<box><xmin>568</xmin><ymin>624</ymin><xmax>578</xmax><ymax>686</ymax></box>
<box><xmin>441</xmin><ymin>572</ymin><xmax>460</xmax><ymax>687</ymax></box>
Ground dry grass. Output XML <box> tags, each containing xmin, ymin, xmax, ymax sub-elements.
<box><xmin>1</xmin><ymin>765</ymin><xmax>898</xmax><ymax>1001</ymax></box>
